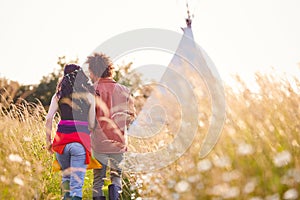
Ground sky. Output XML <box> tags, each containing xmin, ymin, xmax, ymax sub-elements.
<box><xmin>0</xmin><ymin>0</ymin><xmax>300</xmax><ymax>85</ymax></box>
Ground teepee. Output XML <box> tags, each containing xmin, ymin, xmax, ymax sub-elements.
<box><xmin>126</xmin><ymin>14</ymin><xmax>226</xmax><ymax>172</ymax></box>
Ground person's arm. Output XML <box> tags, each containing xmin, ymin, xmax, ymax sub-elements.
<box><xmin>45</xmin><ymin>94</ymin><xmax>59</xmax><ymax>152</ymax></box>
<box><xmin>87</xmin><ymin>93</ymin><xmax>96</xmax><ymax>131</ymax></box>
<box><xmin>126</xmin><ymin>93</ymin><xmax>136</xmax><ymax>125</ymax></box>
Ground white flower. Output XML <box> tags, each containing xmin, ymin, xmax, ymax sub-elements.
<box><xmin>249</xmin><ymin>197</ymin><xmax>263</xmax><ymax>200</ymax></box>
<box><xmin>273</xmin><ymin>151</ymin><xmax>292</xmax><ymax>167</ymax></box>
<box><xmin>0</xmin><ymin>175</ymin><xmax>8</xmax><ymax>183</ymax></box>
<box><xmin>198</xmin><ymin>120</ymin><xmax>205</xmax><ymax>127</ymax></box>
<box><xmin>158</xmin><ymin>140</ymin><xmax>165</xmax><ymax>148</ymax></box>
<box><xmin>13</xmin><ymin>176</ymin><xmax>24</xmax><ymax>186</ymax></box>
<box><xmin>175</xmin><ymin>180</ymin><xmax>190</xmax><ymax>193</ymax></box>
<box><xmin>207</xmin><ymin>183</ymin><xmax>239</xmax><ymax>199</ymax></box>
<box><xmin>237</xmin><ymin>143</ymin><xmax>254</xmax><ymax>155</ymax></box>
<box><xmin>136</xmin><ymin>178</ymin><xmax>143</xmax><ymax>185</ymax></box>
<box><xmin>283</xmin><ymin>188</ymin><xmax>298</xmax><ymax>200</ymax></box>
<box><xmin>172</xmin><ymin>193</ymin><xmax>180</xmax><ymax>200</ymax></box>
<box><xmin>243</xmin><ymin>179</ymin><xmax>257</xmax><ymax>194</ymax></box>
<box><xmin>197</xmin><ymin>159</ymin><xmax>212</xmax><ymax>172</ymax></box>
<box><xmin>25</xmin><ymin>160</ymin><xmax>31</xmax><ymax>167</ymax></box>
<box><xmin>8</xmin><ymin>154</ymin><xmax>23</xmax><ymax>163</ymax></box>
<box><xmin>265</xmin><ymin>193</ymin><xmax>280</xmax><ymax>200</ymax></box>
<box><xmin>223</xmin><ymin>186</ymin><xmax>240</xmax><ymax>199</ymax></box>
<box><xmin>130</xmin><ymin>185</ymin><xmax>136</xmax><ymax>191</ymax></box>
<box><xmin>212</xmin><ymin>155</ymin><xmax>232</xmax><ymax>168</ymax></box>
<box><xmin>23</xmin><ymin>136</ymin><xmax>32</xmax><ymax>142</ymax></box>
<box><xmin>187</xmin><ymin>174</ymin><xmax>201</xmax><ymax>183</ymax></box>
<box><xmin>167</xmin><ymin>179</ymin><xmax>176</xmax><ymax>188</ymax></box>
<box><xmin>222</xmin><ymin>170</ymin><xmax>241</xmax><ymax>182</ymax></box>
<box><xmin>227</xmin><ymin>127</ymin><xmax>236</xmax><ymax>136</ymax></box>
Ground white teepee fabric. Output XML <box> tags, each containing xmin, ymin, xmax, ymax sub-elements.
<box><xmin>125</xmin><ymin>21</ymin><xmax>226</xmax><ymax>172</ymax></box>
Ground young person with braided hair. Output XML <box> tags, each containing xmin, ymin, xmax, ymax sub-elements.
<box><xmin>45</xmin><ymin>64</ymin><xmax>96</xmax><ymax>200</ymax></box>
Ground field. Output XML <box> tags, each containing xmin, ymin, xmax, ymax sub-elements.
<box><xmin>0</xmin><ymin>72</ymin><xmax>299</xmax><ymax>199</ymax></box>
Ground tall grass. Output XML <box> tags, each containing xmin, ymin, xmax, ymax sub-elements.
<box><xmin>0</xmin><ymin>71</ymin><xmax>300</xmax><ymax>199</ymax></box>
<box><xmin>0</xmin><ymin>100</ymin><xmax>61</xmax><ymax>199</ymax></box>
<box><xmin>125</xmin><ymin>72</ymin><xmax>300</xmax><ymax>200</ymax></box>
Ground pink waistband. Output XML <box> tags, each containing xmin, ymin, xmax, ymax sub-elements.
<box><xmin>59</xmin><ymin>120</ymin><xmax>89</xmax><ymax>126</ymax></box>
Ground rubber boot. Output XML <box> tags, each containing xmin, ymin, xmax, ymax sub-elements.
<box><xmin>61</xmin><ymin>180</ymin><xmax>70</xmax><ymax>200</ymax></box>
<box><xmin>108</xmin><ymin>184</ymin><xmax>121</xmax><ymax>200</ymax></box>
<box><xmin>93</xmin><ymin>196</ymin><xmax>106</xmax><ymax>200</ymax></box>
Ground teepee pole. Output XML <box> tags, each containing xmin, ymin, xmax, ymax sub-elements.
<box><xmin>185</xmin><ymin>1</ymin><xmax>192</xmax><ymax>27</ymax></box>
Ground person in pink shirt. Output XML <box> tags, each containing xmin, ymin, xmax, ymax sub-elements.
<box><xmin>86</xmin><ymin>53</ymin><xmax>135</xmax><ymax>200</ymax></box>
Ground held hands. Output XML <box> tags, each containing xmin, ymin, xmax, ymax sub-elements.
<box><xmin>45</xmin><ymin>140</ymin><xmax>53</xmax><ymax>154</ymax></box>
<box><xmin>47</xmin><ymin>143</ymin><xmax>53</xmax><ymax>153</ymax></box>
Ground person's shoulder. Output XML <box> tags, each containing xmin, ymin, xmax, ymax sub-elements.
<box><xmin>52</xmin><ymin>93</ymin><xmax>59</xmax><ymax>101</ymax></box>
<box><xmin>115</xmin><ymin>83</ymin><xmax>130</xmax><ymax>92</ymax></box>
<box><xmin>86</xmin><ymin>92</ymin><xmax>95</xmax><ymax>103</ymax></box>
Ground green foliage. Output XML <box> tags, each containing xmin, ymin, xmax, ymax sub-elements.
<box><xmin>1</xmin><ymin>55</ymin><xmax>145</xmax><ymax>112</ymax></box>
<box><xmin>21</xmin><ymin>56</ymin><xmax>76</xmax><ymax>107</ymax></box>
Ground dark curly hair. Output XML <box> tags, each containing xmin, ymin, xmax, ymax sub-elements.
<box><xmin>85</xmin><ymin>52</ymin><xmax>114</xmax><ymax>78</ymax></box>
<box><xmin>56</xmin><ymin>64</ymin><xmax>94</xmax><ymax>98</ymax></box>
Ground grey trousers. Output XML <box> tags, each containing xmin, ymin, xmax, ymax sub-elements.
<box><xmin>92</xmin><ymin>152</ymin><xmax>123</xmax><ymax>197</ymax></box>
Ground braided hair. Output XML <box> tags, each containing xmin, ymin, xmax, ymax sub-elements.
<box><xmin>56</xmin><ymin>64</ymin><xmax>94</xmax><ymax>98</ymax></box>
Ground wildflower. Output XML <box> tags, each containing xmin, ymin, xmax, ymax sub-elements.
<box><xmin>243</xmin><ymin>178</ymin><xmax>257</xmax><ymax>194</ymax></box>
<box><xmin>158</xmin><ymin>140</ymin><xmax>164</xmax><ymax>148</ymax></box>
<box><xmin>237</xmin><ymin>143</ymin><xmax>254</xmax><ymax>156</ymax></box>
<box><xmin>212</xmin><ymin>155</ymin><xmax>232</xmax><ymax>168</ymax></box>
<box><xmin>273</xmin><ymin>151</ymin><xmax>292</xmax><ymax>167</ymax></box>
<box><xmin>141</xmin><ymin>174</ymin><xmax>151</xmax><ymax>184</ymax></box>
<box><xmin>25</xmin><ymin>160</ymin><xmax>31</xmax><ymax>167</ymax></box>
<box><xmin>198</xmin><ymin>120</ymin><xmax>204</xmax><ymax>127</ymax></box>
<box><xmin>265</xmin><ymin>193</ymin><xmax>280</xmax><ymax>200</ymax></box>
<box><xmin>197</xmin><ymin>159</ymin><xmax>212</xmax><ymax>172</ymax></box>
<box><xmin>207</xmin><ymin>183</ymin><xmax>239</xmax><ymax>199</ymax></box>
<box><xmin>291</xmin><ymin>139</ymin><xmax>299</xmax><ymax>147</ymax></box>
<box><xmin>187</xmin><ymin>174</ymin><xmax>201</xmax><ymax>183</ymax></box>
<box><xmin>223</xmin><ymin>186</ymin><xmax>240</xmax><ymax>199</ymax></box>
<box><xmin>13</xmin><ymin>176</ymin><xmax>24</xmax><ymax>186</ymax></box>
<box><xmin>0</xmin><ymin>175</ymin><xmax>8</xmax><ymax>184</ymax></box>
<box><xmin>175</xmin><ymin>180</ymin><xmax>190</xmax><ymax>193</ymax></box>
<box><xmin>283</xmin><ymin>188</ymin><xmax>298</xmax><ymax>200</ymax></box>
<box><xmin>130</xmin><ymin>185</ymin><xmax>136</xmax><ymax>191</ymax></box>
<box><xmin>227</xmin><ymin>127</ymin><xmax>236</xmax><ymax>136</ymax></box>
<box><xmin>172</xmin><ymin>193</ymin><xmax>180</xmax><ymax>200</ymax></box>
<box><xmin>280</xmin><ymin>169</ymin><xmax>300</xmax><ymax>185</ymax></box>
<box><xmin>167</xmin><ymin>179</ymin><xmax>176</xmax><ymax>188</ymax></box>
<box><xmin>8</xmin><ymin>154</ymin><xmax>23</xmax><ymax>163</ymax></box>
<box><xmin>287</xmin><ymin>169</ymin><xmax>300</xmax><ymax>183</ymax></box>
<box><xmin>196</xmin><ymin>182</ymin><xmax>204</xmax><ymax>190</ymax></box>
<box><xmin>222</xmin><ymin>170</ymin><xmax>241</xmax><ymax>182</ymax></box>
<box><xmin>249</xmin><ymin>197</ymin><xmax>263</xmax><ymax>200</ymax></box>
<box><xmin>136</xmin><ymin>177</ymin><xmax>143</xmax><ymax>185</ymax></box>
<box><xmin>130</xmin><ymin>193</ymin><xmax>135</xmax><ymax>199</ymax></box>
<box><xmin>268</xmin><ymin>124</ymin><xmax>275</xmax><ymax>132</ymax></box>
<box><xmin>237</xmin><ymin>120</ymin><xmax>246</xmax><ymax>129</ymax></box>
<box><xmin>23</xmin><ymin>136</ymin><xmax>32</xmax><ymax>142</ymax></box>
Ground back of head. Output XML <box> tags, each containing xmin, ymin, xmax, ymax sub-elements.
<box><xmin>63</xmin><ymin>63</ymin><xmax>80</xmax><ymax>75</ymax></box>
<box><xmin>86</xmin><ymin>53</ymin><xmax>114</xmax><ymax>78</ymax></box>
<box><xmin>56</xmin><ymin>64</ymin><xmax>94</xmax><ymax>98</ymax></box>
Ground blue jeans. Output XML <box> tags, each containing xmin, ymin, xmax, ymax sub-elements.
<box><xmin>56</xmin><ymin>142</ymin><xmax>87</xmax><ymax>198</ymax></box>
<box><xmin>92</xmin><ymin>152</ymin><xmax>123</xmax><ymax>197</ymax></box>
